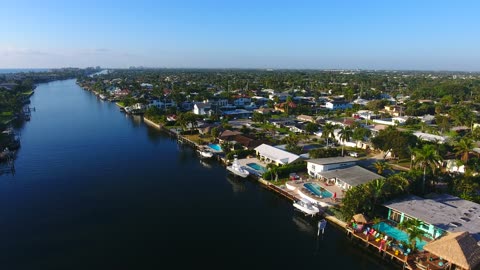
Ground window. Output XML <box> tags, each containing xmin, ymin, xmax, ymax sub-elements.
<box><xmin>311</xmin><ymin>164</ymin><xmax>315</xmax><ymax>170</ymax></box>
<box><xmin>389</xmin><ymin>210</ymin><xmax>402</xmax><ymax>223</ymax></box>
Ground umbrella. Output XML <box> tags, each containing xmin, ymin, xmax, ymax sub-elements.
<box><xmin>352</xmin><ymin>213</ymin><xmax>368</xmax><ymax>224</ymax></box>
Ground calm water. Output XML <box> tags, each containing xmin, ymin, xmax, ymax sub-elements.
<box><xmin>0</xmin><ymin>79</ymin><xmax>390</xmax><ymax>270</ymax></box>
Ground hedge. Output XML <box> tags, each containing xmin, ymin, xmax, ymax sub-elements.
<box><xmin>262</xmin><ymin>161</ymin><xmax>306</xmax><ymax>179</ymax></box>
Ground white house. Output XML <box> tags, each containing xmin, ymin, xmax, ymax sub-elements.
<box><xmin>307</xmin><ymin>157</ymin><xmax>357</xmax><ymax>177</ymax></box>
<box><xmin>193</xmin><ymin>102</ymin><xmax>212</xmax><ymax>115</ymax></box>
<box><xmin>325</xmin><ymin>100</ymin><xmax>352</xmax><ymax>110</ymax></box>
<box><xmin>148</xmin><ymin>99</ymin><xmax>177</xmax><ymax>109</ymax></box>
<box><xmin>254</xmin><ymin>144</ymin><xmax>300</xmax><ymax>166</ymax></box>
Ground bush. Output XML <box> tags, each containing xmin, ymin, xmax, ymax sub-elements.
<box><xmin>226</xmin><ymin>149</ymin><xmax>255</xmax><ymax>160</ymax></box>
<box><xmin>262</xmin><ymin>161</ymin><xmax>306</xmax><ymax>179</ymax></box>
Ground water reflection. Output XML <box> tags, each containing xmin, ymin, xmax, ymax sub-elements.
<box><xmin>292</xmin><ymin>213</ymin><xmax>316</xmax><ymax>235</ymax></box>
<box><xmin>225</xmin><ymin>174</ymin><xmax>246</xmax><ymax>193</ymax></box>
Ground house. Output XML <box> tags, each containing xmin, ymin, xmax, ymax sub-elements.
<box><xmin>222</xmin><ymin>109</ymin><xmax>253</xmax><ymax>119</ymax></box>
<box><xmin>307</xmin><ymin>157</ymin><xmax>357</xmax><ymax>175</ymax></box>
<box><xmin>316</xmin><ymin>165</ymin><xmax>383</xmax><ymax>190</ymax></box>
<box><xmin>254</xmin><ymin>108</ymin><xmax>275</xmax><ymax>115</ymax></box>
<box><xmin>254</xmin><ymin>144</ymin><xmax>301</xmax><ymax>166</ymax></box>
<box><xmin>148</xmin><ymin>99</ymin><xmax>176</xmax><ymax>109</ymax></box>
<box><xmin>383</xmin><ymin>194</ymin><xmax>480</xmax><ymax>241</ymax></box>
<box><xmin>325</xmin><ymin>100</ymin><xmax>352</xmax><ymax>110</ymax></box>
<box><xmin>218</xmin><ymin>130</ymin><xmax>243</xmax><ymax>142</ymax></box>
<box><xmin>193</xmin><ymin>102</ymin><xmax>211</xmax><ymax>115</ymax></box>
<box><xmin>233</xmin><ymin>97</ymin><xmax>251</xmax><ymax>106</ymax></box>
<box><xmin>297</xmin><ymin>115</ymin><xmax>316</xmax><ymax>123</ymax></box>
<box><xmin>413</xmin><ymin>132</ymin><xmax>449</xmax><ymax>144</ymax></box>
<box><xmin>286</xmin><ymin>123</ymin><xmax>306</xmax><ymax>133</ymax></box>
<box><xmin>383</xmin><ymin>105</ymin><xmax>405</xmax><ymax>117</ymax></box>
<box><xmin>140</xmin><ymin>83</ymin><xmax>153</xmax><ymax>90</ymax></box>
<box><xmin>227</xmin><ymin>134</ymin><xmax>265</xmax><ymax>150</ymax></box>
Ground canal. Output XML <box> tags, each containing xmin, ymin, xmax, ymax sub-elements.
<box><xmin>0</xmin><ymin>79</ymin><xmax>389</xmax><ymax>269</ymax></box>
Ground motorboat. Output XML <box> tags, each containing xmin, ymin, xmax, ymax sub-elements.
<box><xmin>293</xmin><ymin>198</ymin><xmax>320</xmax><ymax>216</ymax></box>
<box><xmin>197</xmin><ymin>148</ymin><xmax>214</xmax><ymax>159</ymax></box>
<box><xmin>226</xmin><ymin>156</ymin><xmax>249</xmax><ymax>178</ymax></box>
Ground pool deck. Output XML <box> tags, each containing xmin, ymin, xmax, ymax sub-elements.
<box><xmin>285</xmin><ymin>179</ymin><xmax>344</xmax><ymax>207</ymax></box>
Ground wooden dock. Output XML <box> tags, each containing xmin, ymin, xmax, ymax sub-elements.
<box><xmin>265</xmin><ymin>184</ymin><xmax>297</xmax><ymax>201</ymax></box>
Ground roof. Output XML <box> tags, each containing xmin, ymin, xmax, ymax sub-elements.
<box><xmin>308</xmin><ymin>156</ymin><xmax>357</xmax><ymax>165</ymax></box>
<box><xmin>254</xmin><ymin>144</ymin><xmax>300</xmax><ymax>165</ymax></box>
<box><xmin>424</xmin><ymin>231</ymin><xmax>480</xmax><ymax>270</ymax></box>
<box><xmin>316</xmin><ymin>165</ymin><xmax>383</xmax><ymax>187</ymax></box>
<box><xmin>383</xmin><ymin>194</ymin><xmax>480</xmax><ymax>241</ymax></box>
<box><xmin>219</xmin><ymin>130</ymin><xmax>242</xmax><ymax>139</ymax></box>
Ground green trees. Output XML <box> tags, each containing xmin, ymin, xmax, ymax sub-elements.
<box><xmin>373</xmin><ymin>160</ymin><xmax>391</xmax><ymax>175</ymax></box>
<box><xmin>338</xmin><ymin>127</ymin><xmax>353</xmax><ymax>156</ymax></box>
<box><xmin>454</xmin><ymin>137</ymin><xmax>474</xmax><ymax>163</ymax></box>
<box><xmin>412</xmin><ymin>144</ymin><xmax>442</xmax><ymax>193</ymax></box>
<box><xmin>340</xmin><ymin>175</ymin><xmax>410</xmax><ymax>220</ymax></box>
<box><xmin>398</xmin><ymin>219</ymin><xmax>424</xmax><ymax>251</ymax></box>
<box><xmin>321</xmin><ymin>123</ymin><xmax>337</xmax><ymax>147</ymax></box>
<box><xmin>304</xmin><ymin>122</ymin><xmax>319</xmax><ymax>134</ymax></box>
<box><xmin>371</xmin><ymin>126</ymin><xmax>418</xmax><ymax>159</ymax></box>
<box><xmin>177</xmin><ymin>112</ymin><xmax>198</xmax><ymax>133</ymax></box>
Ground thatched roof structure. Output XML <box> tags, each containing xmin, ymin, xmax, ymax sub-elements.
<box><xmin>352</xmin><ymin>213</ymin><xmax>368</xmax><ymax>224</ymax></box>
<box><xmin>423</xmin><ymin>231</ymin><xmax>480</xmax><ymax>270</ymax></box>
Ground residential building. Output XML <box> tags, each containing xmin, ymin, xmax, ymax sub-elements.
<box><xmin>254</xmin><ymin>144</ymin><xmax>300</xmax><ymax>166</ymax></box>
<box><xmin>307</xmin><ymin>157</ymin><xmax>357</xmax><ymax>175</ymax></box>
<box><xmin>325</xmin><ymin>100</ymin><xmax>352</xmax><ymax>110</ymax></box>
<box><xmin>193</xmin><ymin>102</ymin><xmax>211</xmax><ymax>115</ymax></box>
<box><xmin>383</xmin><ymin>194</ymin><xmax>480</xmax><ymax>241</ymax></box>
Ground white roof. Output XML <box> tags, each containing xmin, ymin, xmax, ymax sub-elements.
<box><xmin>254</xmin><ymin>144</ymin><xmax>300</xmax><ymax>165</ymax></box>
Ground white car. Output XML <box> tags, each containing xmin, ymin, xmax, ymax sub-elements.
<box><xmin>348</xmin><ymin>152</ymin><xmax>359</xmax><ymax>157</ymax></box>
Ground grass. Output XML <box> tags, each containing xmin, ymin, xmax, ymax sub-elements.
<box><xmin>271</xmin><ymin>178</ymin><xmax>288</xmax><ymax>186</ymax></box>
<box><xmin>116</xmin><ymin>102</ymin><xmax>125</xmax><ymax>107</ymax></box>
<box><xmin>22</xmin><ymin>91</ymin><xmax>34</xmax><ymax>96</ymax></box>
<box><xmin>183</xmin><ymin>134</ymin><xmax>215</xmax><ymax>144</ymax></box>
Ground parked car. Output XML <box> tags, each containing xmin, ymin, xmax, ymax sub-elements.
<box><xmin>348</xmin><ymin>151</ymin><xmax>359</xmax><ymax>157</ymax></box>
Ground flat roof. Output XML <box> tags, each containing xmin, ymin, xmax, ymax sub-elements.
<box><xmin>308</xmin><ymin>156</ymin><xmax>357</xmax><ymax>165</ymax></box>
<box><xmin>383</xmin><ymin>194</ymin><xmax>480</xmax><ymax>241</ymax></box>
<box><xmin>317</xmin><ymin>165</ymin><xmax>382</xmax><ymax>187</ymax></box>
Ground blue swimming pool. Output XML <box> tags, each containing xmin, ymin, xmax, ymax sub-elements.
<box><xmin>208</xmin><ymin>144</ymin><xmax>223</xmax><ymax>151</ymax></box>
<box><xmin>373</xmin><ymin>222</ymin><xmax>426</xmax><ymax>250</ymax></box>
<box><xmin>304</xmin><ymin>183</ymin><xmax>332</xmax><ymax>198</ymax></box>
<box><xmin>246</xmin><ymin>163</ymin><xmax>267</xmax><ymax>173</ymax></box>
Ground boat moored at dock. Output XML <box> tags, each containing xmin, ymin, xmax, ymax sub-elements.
<box><xmin>226</xmin><ymin>156</ymin><xmax>249</xmax><ymax>178</ymax></box>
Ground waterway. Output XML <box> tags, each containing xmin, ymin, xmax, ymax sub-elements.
<box><xmin>0</xmin><ymin>79</ymin><xmax>389</xmax><ymax>269</ymax></box>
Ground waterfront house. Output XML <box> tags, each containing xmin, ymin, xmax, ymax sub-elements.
<box><xmin>0</xmin><ymin>83</ymin><xmax>19</xmax><ymax>91</ymax></box>
<box><xmin>233</xmin><ymin>97</ymin><xmax>251</xmax><ymax>106</ymax></box>
<box><xmin>254</xmin><ymin>144</ymin><xmax>300</xmax><ymax>166</ymax></box>
<box><xmin>383</xmin><ymin>194</ymin><xmax>480</xmax><ymax>242</ymax></box>
<box><xmin>218</xmin><ymin>130</ymin><xmax>243</xmax><ymax>142</ymax></box>
<box><xmin>307</xmin><ymin>157</ymin><xmax>382</xmax><ymax>189</ymax></box>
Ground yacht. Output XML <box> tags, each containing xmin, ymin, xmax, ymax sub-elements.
<box><xmin>226</xmin><ymin>156</ymin><xmax>249</xmax><ymax>178</ymax></box>
<box><xmin>197</xmin><ymin>148</ymin><xmax>214</xmax><ymax>159</ymax></box>
<box><xmin>293</xmin><ymin>198</ymin><xmax>320</xmax><ymax>216</ymax></box>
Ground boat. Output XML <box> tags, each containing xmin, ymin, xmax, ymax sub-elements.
<box><xmin>226</xmin><ymin>156</ymin><xmax>249</xmax><ymax>178</ymax></box>
<box><xmin>197</xmin><ymin>148</ymin><xmax>214</xmax><ymax>159</ymax></box>
<box><xmin>293</xmin><ymin>198</ymin><xmax>320</xmax><ymax>216</ymax></box>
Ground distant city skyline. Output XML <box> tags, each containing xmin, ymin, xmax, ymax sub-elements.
<box><xmin>1</xmin><ymin>0</ymin><xmax>480</xmax><ymax>71</ymax></box>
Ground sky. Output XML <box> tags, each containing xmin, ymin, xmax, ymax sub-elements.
<box><xmin>1</xmin><ymin>0</ymin><xmax>480</xmax><ymax>71</ymax></box>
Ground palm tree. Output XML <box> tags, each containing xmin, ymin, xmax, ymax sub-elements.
<box><xmin>398</xmin><ymin>219</ymin><xmax>424</xmax><ymax>252</ymax></box>
<box><xmin>367</xmin><ymin>178</ymin><xmax>386</xmax><ymax>212</ymax></box>
<box><xmin>373</xmin><ymin>160</ymin><xmax>391</xmax><ymax>175</ymax></box>
<box><xmin>322</xmin><ymin>123</ymin><xmax>337</xmax><ymax>147</ymax></box>
<box><xmin>454</xmin><ymin>137</ymin><xmax>474</xmax><ymax>163</ymax></box>
<box><xmin>338</xmin><ymin>126</ymin><xmax>353</xmax><ymax>156</ymax></box>
<box><xmin>266</xmin><ymin>163</ymin><xmax>278</xmax><ymax>181</ymax></box>
<box><xmin>412</xmin><ymin>145</ymin><xmax>443</xmax><ymax>193</ymax></box>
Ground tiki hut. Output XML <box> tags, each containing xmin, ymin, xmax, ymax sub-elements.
<box><xmin>352</xmin><ymin>213</ymin><xmax>368</xmax><ymax>224</ymax></box>
<box><xmin>423</xmin><ymin>231</ymin><xmax>480</xmax><ymax>270</ymax></box>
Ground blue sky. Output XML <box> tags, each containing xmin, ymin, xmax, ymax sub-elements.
<box><xmin>1</xmin><ymin>0</ymin><xmax>479</xmax><ymax>70</ymax></box>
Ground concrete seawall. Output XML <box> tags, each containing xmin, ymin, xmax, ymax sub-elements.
<box><xmin>143</xmin><ymin>117</ymin><xmax>161</xmax><ymax>129</ymax></box>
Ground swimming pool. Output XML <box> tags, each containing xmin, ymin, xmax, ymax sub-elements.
<box><xmin>207</xmin><ymin>144</ymin><xmax>223</xmax><ymax>152</ymax></box>
<box><xmin>304</xmin><ymin>183</ymin><xmax>332</xmax><ymax>198</ymax></box>
<box><xmin>246</xmin><ymin>163</ymin><xmax>267</xmax><ymax>173</ymax></box>
<box><xmin>373</xmin><ymin>222</ymin><xmax>426</xmax><ymax>250</ymax></box>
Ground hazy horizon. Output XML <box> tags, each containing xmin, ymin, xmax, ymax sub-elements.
<box><xmin>2</xmin><ymin>0</ymin><xmax>480</xmax><ymax>71</ymax></box>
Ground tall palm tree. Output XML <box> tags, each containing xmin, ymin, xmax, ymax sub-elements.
<box><xmin>367</xmin><ymin>178</ymin><xmax>386</xmax><ymax>212</ymax></box>
<box><xmin>412</xmin><ymin>145</ymin><xmax>443</xmax><ymax>193</ymax></box>
<box><xmin>322</xmin><ymin>123</ymin><xmax>337</xmax><ymax>147</ymax></box>
<box><xmin>338</xmin><ymin>126</ymin><xmax>353</xmax><ymax>156</ymax></box>
<box><xmin>398</xmin><ymin>219</ymin><xmax>424</xmax><ymax>251</ymax></box>
<box><xmin>373</xmin><ymin>160</ymin><xmax>390</xmax><ymax>175</ymax></box>
<box><xmin>454</xmin><ymin>137</ymin><xmax>474</xmax><ymax>163</ymax></box>
<box><xmin>266</xmin><ymin>163</ymin><xmax>278</xmax><ymax>181</ymax></box>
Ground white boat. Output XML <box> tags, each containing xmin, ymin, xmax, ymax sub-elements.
<box><xmin>226</xmin><ymin>156</ymin><xmax>249</xmax><ymax>178</ymax></box>
<box><xmin>197</xmin><ymin>148</ymin><xmax>214</xmax><ymax>159</ymax></box>
<box><xmin>293</xmin><ymin>199</ymin><xmax>320</xmax><ymax>216</ymax></box>
<box><xmin>99</xmin><ymin>94</ymin><xmax>107</xmax><ymax>100</ymax></box>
